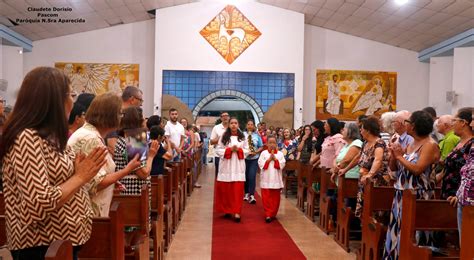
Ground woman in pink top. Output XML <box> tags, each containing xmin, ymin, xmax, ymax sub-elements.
<box><xmin>320</xmin><ymin>118</ymin><xmax>346</xmax><ymax>169</ymax></box>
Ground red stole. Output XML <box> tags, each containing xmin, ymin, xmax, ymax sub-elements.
<box><xmin>263</xmin><ymin>149</ymin><xmax>280</xmax><ymax>170</ymax></box>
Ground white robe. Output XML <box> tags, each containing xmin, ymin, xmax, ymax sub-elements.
<box><xmin>258</xmin><ymin>150</ymin><xmax>286</xmax><ymax>189</ymax></box>
<box><xmin>326</xmin><ymin>80</ymin><xmax>341</xmax><ymax>115</ymax></box>
<box><xmin>215</xmin><ymin>136</ymin><xmax>249</xmax><ymax>182</ymax></box>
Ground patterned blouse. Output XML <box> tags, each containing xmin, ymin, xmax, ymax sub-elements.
<box><xmin>68</xmin><ymin>123</ymin><xmax>116</xmax><ymax>217</ymax></box>
<box><xmin>278</xmin><ymin>138</ymin><xmax>299</xmax><ymax>161</ymax></box>
<box><xmin>2</xmin><ymin>129</ymin><xmax>92</xmax><ymax>250</ymax></box>
<box><xmin>358</xmin><ymin>138</ymin><xmax>390</xmax><ymax>184</ymax></box>
<box><xmin>114</xmin><ymin>136</ymin><xmax>149</xmax><ymax>196</ymax></box>
<box><xmin>457</xmin><ymin>146</ymin><xmax>474</xmax><ymax>206</ymax></box>
<box><xmin>441</xmin><ymin>138</ymin><xmax>474</xmax><ymax>199</ymax></box>
<box><xmin>182</xmin><ymin>130</ymin><xmax>193</xmax><ymax>158</ymax></box>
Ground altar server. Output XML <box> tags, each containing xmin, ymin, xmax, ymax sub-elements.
<box><xmin>215</xmin><ymin>117</ymin><xmax>249</xmax><ymax>222</ymax></box>
<box><xmin>259</xmin><ymin>135</ymin><xmax>286</xmax><ymax>223</ymax></box>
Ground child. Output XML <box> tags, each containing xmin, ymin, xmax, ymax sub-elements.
<box><xmin>258</xmin><ymin>135</ymin><xmax>286</xmax><ymax>223</ymax></box>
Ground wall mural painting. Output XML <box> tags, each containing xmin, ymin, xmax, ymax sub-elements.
<box><xmin>200</xmin><ymin>5</ymin><xmax>261</xmax><ymax>64</ymax></box>
<box><xmin>316</xmin><ymin>69</ymin><xmax>397</xmax><ymax>120</ymax></box>
<box><xmin>55</xmin><ymin>62</ymin><xmax>139</xmax><ymax>95</ymax></box>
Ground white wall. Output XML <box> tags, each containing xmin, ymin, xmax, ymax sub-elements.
<box><xmin>154</xmin><ymin>1</ymin><xmax>305</xmax><ymax>126</ymax></box>
<box><xmin>428</xmin><ymin>56</ymin><xmax>453</xmax><ymax>115</ymax></box>
<box><xmin>304</xmin><ymin>25</ymin><xmax>430</xmax><ymax>123</ymax></box>
<box><xmin>452</xmin><ymin>47</ymin><xmax>474</xmax><ymax>112</ymax></box>
<box><xmin>1</xmin><ymin>45</ymin><xmax>24</xmax><ymax>107</ymax></box>
<box><xmin>23</xmin><ymin>20</ymin><xmax>155</xmax><ymax>115</ymax></box>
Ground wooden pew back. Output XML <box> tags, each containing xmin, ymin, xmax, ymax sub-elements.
<box><xmin>461</xmin><ymin>206</ymin><xmax>474</xmax><ymax>259</ymax></box>
<box><xmin>0</xmin><ymin>215</ymin><xmax>5</xmax><ymax>247</ymax></box>
<box><xmin>45</xmin><ymin>240</ymin><xmax>73</xmax><ymax>260</ymax></box>
<box><xmin>334</xmin><ymin>176</ymin><xmax>359</xmax><ymax>251</ymax></box>
<box><xmin>400</xmin><ymin>189</ymin><xmax>458</xmax><ymax>260</ymax></box>
<box><xmin>112</xmin><ymin>185</ymin><xmax>149</xmax><ymax>234</ymax></box>
<box><xmin>0</xmin><ymin>192</ymin><xmax>4</xmax><ymax>215</ymax></box>
<box><xmin>79</xmin><ymin>201</ymin><xmax>125</xmax><ymax>260</ymax></box>
<box><xmin>283</xmin><ymin>160</ymin><xmax>301</xmax><ymax>174</ymax></box>
<box><xmin>151</xmin><ymin>176</ymin><xmax>164</xmax><ymax>216</ymax></box>
<box><xmin>358</xmin><ymin>182</ymin><xmax>394</xmax><ymax>260</ymax></box>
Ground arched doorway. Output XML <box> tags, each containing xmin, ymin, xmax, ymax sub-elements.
<box><xmin>192</xmin><ymin>90</ymin><xmax>264</xmax><ymax>122</ymax></box>
<box><xmin>193</xmin><ymin>90</ymin><xmax>264</xmax><ymax>134</ymax></box>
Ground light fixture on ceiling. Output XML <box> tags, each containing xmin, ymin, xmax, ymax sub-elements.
<box><xmin>394</xmin><ymin>0</ymin><xmax>409</xmax><ymax>5</ymax></box>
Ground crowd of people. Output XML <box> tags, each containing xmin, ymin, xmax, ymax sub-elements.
<box><xmin>0</xmin><ymin>67</ymin><xmax>472</xmax><ymax>260</ymax></box>
<box><xmin>210</xmin><ymin>107</ymin><xmax>473</xmax><ymax>259</ymax></box>
<box><xmin>0</xmin><ymin>67</ymin><xmax>202</xmax><ymax>259</ymax></box>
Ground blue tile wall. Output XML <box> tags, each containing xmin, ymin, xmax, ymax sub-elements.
<box><xmin>162</xmin><ymin>70</ymin><xmax>295</xmax><ymax>113</ymax></box>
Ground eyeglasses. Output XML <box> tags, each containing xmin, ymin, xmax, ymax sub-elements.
<box><xmin>133</xmin><ymin>96</ymin><xmax>143</xmax><ymax>103</ymax></box>
<box><xmin>221</xmin><ymin>114</ymin><xmax>229</xmax><ymax>118</ymax></box>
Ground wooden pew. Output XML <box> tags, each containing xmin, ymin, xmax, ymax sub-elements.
<box><xmin>461</xmin><ymin>206</ymin><xmax>474</xmax><ymax>259</ymax></box>
<box><xmin>0</xmin><ymin>192</ymin><xmax>4</xmax><ymax>215</ymax></box>
<box><xmin>283</xmin><ymin>160</ymin><xmax>299</xmax><ymax>198</ymax></box>
<box><xmin>357</xmin><ymin>183</ymin><xmax>394</xmax><ymax>260</ymax></box>
<box><xmin>317</xmin><ymin>167</ymin><xmax>337</xmax><ymax>234</ymax></box>
<box><xmin>399</xmin><ymin>189</ymin><xmax>459</xmax><ymax>260</ymax></box>
<box><xmin>45</xmin><ymin>240</ymin><xmax>73</xmax><ymax>260</ymax></box>
<box><xmin>79</xmin><ymin>201</ymin><xmax>125</xmax><ymax>260</ymax></box>
<box><xmin>183</xmin><ymin>157</ymin><xmax>196</xmax><ymax>206</ymax></box>
<box><xmin>112</xmin><ymin>185</ymin><xmax>150</xmax><ymax>260</ymax></box>
<box><xmin>305</xmin><ymin>166</ymin><xmax>321</xmax><ymax>221</ymax></box>
<box><xmin>0</xmin><ymin>215</ymin><xmax>5</xmax><ymax>248</ymax></box>
<box><xmin>162</xmin><ymin>169</ymin><xmax>173</xmax><ymax>251</ymax></box>
<box><xmin>187</xmin><ymin>154</ymin><xmax>195</xmax><ymax>196</ymax></box>
<box><xmin>150</xmin><ymin>176</ymin><xmax>165</xmax><ymax>260</ymax></box>
<box><xmin>195</xmin><ymin>148</ymin><xmax>202</xmax><ymax>181</ymax></box>
<box><xmin>334</xmin><ymin>176</ymin><xmax>360</xmax><ymax>252</ymax></box>
<box><xmin>168</xmin><ymin>162</ymin><xmax>181</xmax><ymax>233</ymax></box>
<box><xmin>176</xmin><ymin>160</ymin><xmax>186</xmax><ymax>221</ymax></box>
<box><xmin>296</xmin><ymin>162</ymin><xmax>308</xmax><ymax>212</ymax></box>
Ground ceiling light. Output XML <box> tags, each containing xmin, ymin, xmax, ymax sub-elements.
<box><xmin>395</xmin><ymin>0</ymin><xmax>409</xmax><ymax>5</ymax></box>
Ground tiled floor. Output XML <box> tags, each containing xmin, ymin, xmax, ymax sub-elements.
<box><xmin>166</xmin><ymin>165</ymin><xmax>357</xmax><ymax>260</ymax></box>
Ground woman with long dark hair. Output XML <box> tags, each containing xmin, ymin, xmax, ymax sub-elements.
<box><xmin>215</xmin><ymin>117</ymin><xmax>249</xmax><ymax>222</ymax></box>
<box><xmin>114</xmin><ymin>107</ymin><xmax>158</xmax><ymax>195</ymax></box>
<box><xmin>0</xmin><ymin>67</ymin><xmax>107</xmax><ymax>259</ymax></box>
<box><xmin>297</xmin><ymin>125</ymin><xmax>314</xmax><ymax>164</ymax></box>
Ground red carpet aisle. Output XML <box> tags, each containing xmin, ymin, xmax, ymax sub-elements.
<box><xmin>211</xmin><ymin>193</ymin><xmax>306</xmax><ymax>260</ymax></box>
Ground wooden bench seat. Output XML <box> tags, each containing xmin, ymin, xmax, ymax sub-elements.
<box><xmin>150</xmin><ymin>176</ymin><xmax>165</xmax><ymax>260</ymax></box>
<box><xmin>79</xmin><ymin>201</ymin><xmax>125</xmax><ymax>260</ymax></box>
<box><xmin>45</xmin><ymin>240</ymin><xmax>73</xmax><ymax>260</ymax></box>
<box><xmin>112</xmin><ymin>185</ymin><xmax>150</xmax><ymax>260</ymax></box>
<box><xmin>282</xmin><ymin>160</ymin><xmax>299</xmax><ymax>198</ymax></box>
<box><xmin>317</xmin><ymin>167</ymin><xmax>337</xmax><ymax>234</ymax></box>
<box><xmin>334</xmin><ymin>176</ymin><xmax>359</xmax><ymax>252</ymax></box>
<box><xmin>297</xmin><ymin>162</ymin><xmax>308</xmax><ymax>212</ymax></box>
<box><xmin>400</xmin><ymin>190</ymin><xmax>459</xmax><ymax>260</ymax></box>
<box><xmin>461</xmin><ymin>206</ymin><xmax>474</xmax><ymax>259</ymax></box>
<box><xmin>357</xmin><ymin>183</ymin><xmax>394</xmax><ymax>260</ymax></box>
<box><xmin>306</xmin><ymin>166</ymin><xmax>322</xmax><ymax>221</ymax></box>
<box><xmin>162</xmin><ymin>169</ymin><xmax>174</xmax><ymax>251</ymax></box>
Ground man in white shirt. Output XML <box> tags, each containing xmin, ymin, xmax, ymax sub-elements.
<box><xmin>210</xmin><ymin>111</ymin><xmax>230</xmax><ymax>176</ymax></box>
<box><xmin>165</xmin><ymin>108</ymin><xmax>185</xmax><ymax>161</ymax></box>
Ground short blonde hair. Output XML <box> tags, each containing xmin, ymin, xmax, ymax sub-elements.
<box><xmin>86</xmin><ymin>92</ymin><xmax>122</xmax><ymax>129</ymax></box>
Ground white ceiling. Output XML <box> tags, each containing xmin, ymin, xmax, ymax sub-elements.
<box><xmin>0</xmin><ymin>0</ymin><xmax>473</xmax><ymax>52</ymax></box>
